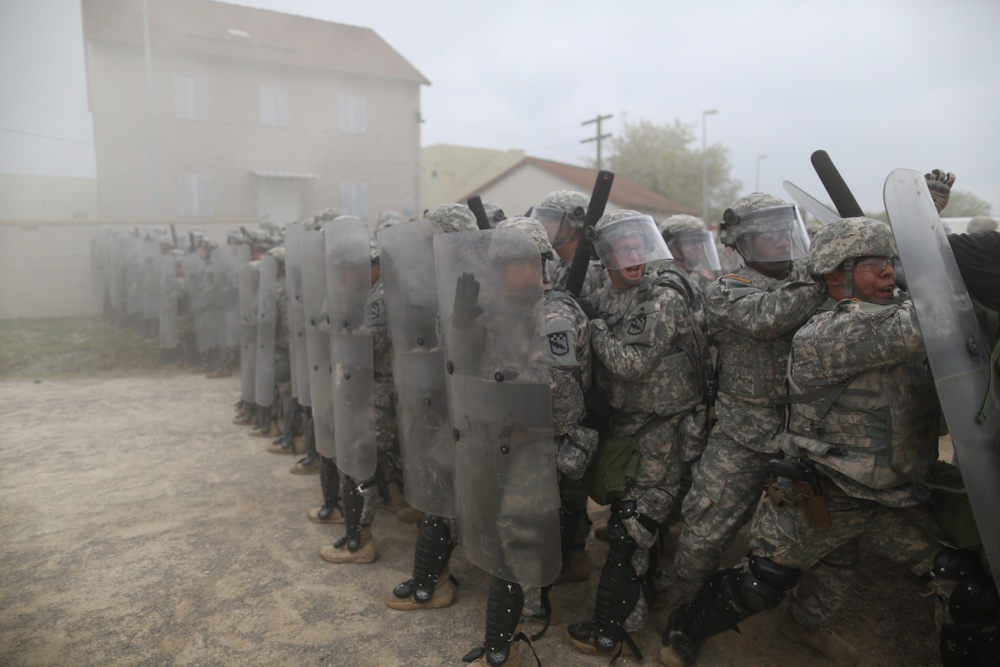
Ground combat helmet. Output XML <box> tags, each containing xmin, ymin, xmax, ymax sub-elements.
<box><xmin>493</xmin><ymin>216</ymin><xmax>554</xmax><ymax>261</ymax></box>
<box><xmin>808</xmin><ymin>217</ymin><xmax>897</xmax><ymax>303</ymax></box>
<box><xmin>719</xmin><ymin>193</ymin><xmax>810</xmax><ymax>262</ymax></box>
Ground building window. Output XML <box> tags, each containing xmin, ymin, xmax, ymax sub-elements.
<box><xmin>338</xmin><ymin>94</ymin><xmax>366</xmax><ymax>134</ymax></box>
<box><xmin>174</xmin><ymin>76</ymin><xmax>209</xmax><ymax>121</ymax></box>
<box><xmin>258</xmin><ymin>85</ymin><xmax>290</xmax><ymax>127</ymax></box>
<box><xmin>339</xmin><ymin>181</ymin><xmax>368</xmax><ymax>219</ymax></box>
<box><xmin>178</xmin><ymin>174</ymin><xmax>214</xmax><ymax>217</ymax></box>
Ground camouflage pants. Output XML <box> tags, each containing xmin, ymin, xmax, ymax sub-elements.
<box><xmin>750</xmin><ymin>482</ymin><xmax>948</xmax><ymax>628</ymax></box>
<box><xmin>615</xmin><ymin>415</ymin><xmax>684</xmax><ymax>633</ymax></box>
<box><xmin>673</xmin><ymin>431</ymin><xmax>773</xmax><ymax>602</ymax></box>
<box><xmin>374</xmin><ymin>377</ymin><xmax>403</xmax><ymax>488</ymax></box>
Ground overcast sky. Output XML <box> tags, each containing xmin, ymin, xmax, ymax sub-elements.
<box><xmin>2</xmin><ymin>0</ymin><xmax>998</xmax><ymax>216</ymax></box>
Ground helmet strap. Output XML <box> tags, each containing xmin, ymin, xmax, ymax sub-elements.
<box><xmin>843</xmin><ymin>259</ymin><xmax>855</xmax><ymax>299</ymax></box>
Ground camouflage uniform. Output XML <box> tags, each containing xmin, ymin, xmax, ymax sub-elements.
<box><xmin>672</xmin><ymin>193</ymin><xmax>825</xmax><ymax>603</ymax></box>
<box><xmin>567</xmin><ymin>211</ymin><xmax>704</xmax><ymax>656</ymax></box>
<box><xmin>548</xmin><ymin>256</ymin><xmax>607</xmax><ymax>297</ymax></box>
<box><xmin>672</xmin><ymin>262</ymin><xmax>826</xmax><ymax>600</ymax></box>
<box><xmin>369</xmin><ymin>277</ymin><xmax>402</xmax><ymax>509</ymax></box>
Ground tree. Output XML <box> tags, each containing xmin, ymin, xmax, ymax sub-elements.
<box><xmin>594</xmin><ymin>116</ymin><xmax>742</xmax><ymax>223</ymax></box>
<box><xmin>942</xmin><ymin>190</ymin><xmax>991</xmax><ymax>218</ymax></box>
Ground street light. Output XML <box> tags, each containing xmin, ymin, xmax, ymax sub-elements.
<box><xmin>701</xmin><ymin>109</ymin><xmax>718</xmax><ymax>222</ymax></box>
<box><xmin>755</xmin><ymin>154</ymin><xmax>767</xmax><ymax>192</ymax></box>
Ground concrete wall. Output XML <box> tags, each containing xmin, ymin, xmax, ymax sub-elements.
<box><xmin>0</xmin><ymin>220</ymin><xmax>249</xmax><ymax>319</ymax></box>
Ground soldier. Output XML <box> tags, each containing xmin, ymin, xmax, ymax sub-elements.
<box><xmin>250</xmin><ymin>245</ymin><xmax>289</xmax><ymax>439</ymax></box>
<box><xmin>659</xmin><ymin>217</ymin><xmax>999</xmax><ymax>667</ymax></box>
<box><xmin>530</xmin><ymin>189</ymin><xmax>605</xmax><ymax>297</ymax></box>
<box><xmin>655</xmin><ymin>214</ymin><xmax>721</xmax><ymax>333</ymax></box>
<box><xmin>319</xmin><ymin>216</ymin><xmax>392</xmax><ymax>565</ymax></box>
<box><xmin>669</xmin><ymin>194</ymin><xmax>824</xmax><ymax>615</ymax></box>
<box><xmin>457</xmin><ymin>218</ymin><xmax>596</xmax><ymax>665</ymax></box>
<box><xmin>527</xmin><ymin>189</ymin><xmax>604</xmax><ymax>586</ymax></box>
<box><xmin>385</xmin><ymin>203</ymin><xmax>479</xmax><ymax>609</ymax></box>
<box><xmin>566</xmin><ymin>210</ymin><xmax>707</xmax><ymax>659</ymax></box>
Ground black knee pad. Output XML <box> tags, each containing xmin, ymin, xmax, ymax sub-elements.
<box><xmin>934</xmin><ymin>547</ymin><xmax>985</xmax><ymax>581</ymax></box>
<box><xmin>318</xmin><ymin>456</ymin><xmax>339</xmax><ymax>516</ymax></box>
<box><xmin>740</xmin><ymin>554</ymin><xmax>802</xmax><ymax>612</ymax></box>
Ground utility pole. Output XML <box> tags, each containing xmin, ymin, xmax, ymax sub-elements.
<box><xmin>581</xmin><ymin>114</ymin><xmax>613</xmax><ymax>170</ymax></box>
<box><xmin>755</xmin><ymin>154</ymin><xmax>767</xmax><ymax>192</ymax></box>
<box><xmin>701</xmin><ymin>109</ymin><xmax>718</xmax><ymax>222</ymax></box>
<box><xmin>142</xmin><ymin>0</ymin><xmax>160</xmax><ymax>223</ymax></box>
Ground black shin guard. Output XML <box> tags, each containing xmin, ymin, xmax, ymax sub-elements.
<box><xmin>394</xmin><ymin>514</ymin><xmax>453</xmax><ymax>602</ymax></box>
<box><xmin>558</xmin><ymin>506</ymin><xmax>578</xmax><ymax>572</ymax></box>
<box><xmin>276</xmin><ymin>398</ymin><xmax>299</xmax><ymax>446</ymax></box>
<box><xmin>334</xmin><ymin>477</ymin><xmax>363</xmax><ymax>551</ymax></box>
<box><xmin>317</xmin><ymin>456</ymin><xmax>340</xmax><ymax>520</ymax></box>
<box><xmin>664</xmin><ymin>555</ymin><xmax>801</xmax><ymax>665</ymax></box>
<box><xmin>462</xmin><ymin>577</ymin><xmax>528</xmax><ymax>666</ymax></box>
<box><xmin>296</xmin><ymin>409</ymin><xmax>317</xmax><ymax>466</ymax></box>
<box><xmin>935</xmin><ymin>548</ymin><xmax>1000</xmax><ymax>667</ymax></box>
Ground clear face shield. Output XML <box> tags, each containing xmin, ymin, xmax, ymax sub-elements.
<box><xmin>667</xmin><ymin>230</ymin><xmax>722</xmax><ymax>273</ymax></box>
<box><xmin>527</xmin><ymin>205</ymin><xmax>583</xmax><ymax>251</ymax></box>
<box><xmin>731</xmin><ymin>205</ymin><xmax>810</xmax><ymax>263</ymax></box>
<box><xmin>594</xmin><ymin>214</ymin><xmax>673</xmax><ymax>270</ymax></box>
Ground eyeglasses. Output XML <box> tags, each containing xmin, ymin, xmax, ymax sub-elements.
<box><xmin>854</xmin><ymin>256</ymin><xmax>896</xmax><ymax>273</ymax></box>
<box><xmin>612</xmin><ymin>245</ymin><xmax>648</xmax><ymax>259</ymax></box>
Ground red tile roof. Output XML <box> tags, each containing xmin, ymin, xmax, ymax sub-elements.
<box><xmin>463</xmin><ymin>156</ymin><xmax>695</xmax><ymax>216</ymax></box>
<box><xmin>81</xmin><ymin>0</ymin><xmax>430</xmax><ymax>85</ymax></box>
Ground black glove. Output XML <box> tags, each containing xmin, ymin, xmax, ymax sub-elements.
<box><xmin>924</xmin><ymin>169</ymin><xmax>956</xmax><ymax>214</ymax></box>
<box><xmin>452</xmin><ymin>272</ymin><xmax>483</xmax><ymax>329</ymax></box>
<box><xmin>573</xmin><ymin>296</ymin><xmax>599</xmax><ymax>321</ymax></box>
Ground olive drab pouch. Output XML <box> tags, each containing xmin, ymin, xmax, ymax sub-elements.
<box><xmin>581</xmin><ymin>415</ymin><xmax>668</xmax><ymax>505</ymax></box>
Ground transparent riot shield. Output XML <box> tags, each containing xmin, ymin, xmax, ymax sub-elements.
<box><xmin>286</xmin><ymin>223</ymin><xmax>308</xmax><ymax>403</ymax></box>
<box><xmin>109</xmin><ymin>235</ymin><xmax>126</xmax><ymax>314</ymax></box>
<box><xmin>324</xmin><ymin>217</ymin><xmax>377</xmax><ymax>482</ymax></box>
<box><xmin>434</xmin><ymin>229</ymin><xmax>561</xmax><ymax>587</ymax></box>
<box><xmin>255</xmin><ymin>254</ymin><xmax>277</xmax><ymax>408</ymax></box>
<box><xmin>210</xmin><ymin>245</ymin><xmax>240</xmax><ymax>353</ymax></box>
<box><xmin>301</xmin><ymin>229</ymin><xmax>336</xmax><ymax>458</ymax></box>
<box><xmin>184</xmin><ymin>254</ymin><xmax>214</xmax><ymax>354</ymax></box>
<box><xmin>125</xmin><ymin>237</ymin><xmax>144</xmax><ymax>317</ymax></box>
<box><xmin>884</xmin><ymin>168</ymin><xmax>1000</xmax><ymax>581</ymax></box>
<box><xmin>379</xmin><ymin>221</ymin><xmax>455</xmax><ymax>517</ymax></box>
<box><xmin>159</xmin><ymin>253</ymin><xmax>180</xmax><ymax>350</ymax></box>
<box><xmin>142</xmin><ymin>239</ymin><xmax>161</xmax><ymax>323</ymax></box>
<box><xmin>237</xmin><ymin>248</ymin><xmax>258</xmax><ymax>404</ymax></box>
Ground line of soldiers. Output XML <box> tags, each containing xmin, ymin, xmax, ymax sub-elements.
<box><xmin>97</xmin><ymin>168</ymin><xmax>998</xmax><ymax>665</ymax></box>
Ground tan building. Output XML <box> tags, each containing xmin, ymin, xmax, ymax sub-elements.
<box><xmin>81</xmin><ymin>0</ymin><xmax>429</xmax><ymax>226</ymax></box>
<box><xmin>423</xmin><ymin>146</ymin><xmax>692</xmax><ymax>220</ymax></box>
<box><xmin>0</xmin><ymin>174</ymin><xmax>98</xmax><ymax>221</ymax></box>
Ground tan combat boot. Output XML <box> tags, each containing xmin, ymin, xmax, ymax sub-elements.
<box><xmin>289</xmin><ymin>457</ymin><xmax>320</xmax><ymax>475</ymax></box>
<box><xmin>308</xmin><ymin>506</ymin><xmax>344</xmax><ymax>524</ymax></box>
<box><xmin>778</xmin><ymin>609</ymin><xmax>859</xmax><ymax>666</ymax></box>
<box><xmin>376</xmin><ymin>481</ymin><xmax>408</xmax><ymax>512</ymax></box>
<box><xmin>384</xmin><ymin>565</ymin><xmax>457</xmax><ymax>610</ymax></box>
<box><xmin>320</xmin><ymin>527</ymin><xmax>377</xmax><ymax>564</ymax></box>
<box><xmin>396</xmin><ymin>506</ymin><xmax>423</xmax><ymax>524</ymax></box>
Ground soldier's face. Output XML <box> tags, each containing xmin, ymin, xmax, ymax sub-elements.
<box><xmin>500</xmin><ymin>258</ymin><xmax>542</xmax><ymax>296</ymax></box>
<box><xmin>850</xmin><ymin>256</ymin><xmax>896</xmax><ymax>301</ymax></box>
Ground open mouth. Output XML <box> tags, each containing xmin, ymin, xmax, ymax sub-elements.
<box><xmin>620</xmin><ymin>265</ymin><xmax>644</xmax><ymax>281</ymax></box>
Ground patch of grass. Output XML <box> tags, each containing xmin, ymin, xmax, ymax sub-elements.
<box><xmin>0</xmin><ymin>317</ymin><xmax>161</xmax><ymax>377</ymax></box>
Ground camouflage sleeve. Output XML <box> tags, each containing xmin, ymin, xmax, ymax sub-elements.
<box><xmin>590</xmin><ymin>284</ymin><xmax>683</xmax><ymax>381</ymax></box>
<box><xmin>545</xmin><ymin>297</ymin><xmax>591</xmax><ymax>436</ymax></box>
<box><xmin>705</xmin><ymin>268</ymin><xmax>826</xmax><ymax>340</ymax></box>
<box><xmin>792</xmin><ymin>300</ymin><xmax>925</xmax><ymax>385</ymax></box>
<box><xmin>275</xmin><ymin>279</ymin><xmax>289</xmax><ymax>347</ymax></box>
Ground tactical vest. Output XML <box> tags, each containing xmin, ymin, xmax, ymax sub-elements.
<box><xmin>596</xmin><ymin>275</ymin><xmax>704</xmax><ymax>417</ymax></box>
<box><xmin>785</xmin><ymin>348</ymin><xmax>939</xmax><ymax>491</ymax></box>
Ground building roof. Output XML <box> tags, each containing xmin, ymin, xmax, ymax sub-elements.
<box><xmin>463</xmin><ymin>156</ymin><xmax>695</xmax><ymax>217</ymax></box>
<box><xmin>81</xmin><ymin>0</ymin><xmax>430</xmax><ymax>85</ymax></box>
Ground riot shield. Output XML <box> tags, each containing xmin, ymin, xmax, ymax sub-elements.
<box><xmin>884</xmin><ymin>168</ymin><xmax>1000</xmax><ymax>581</ymax></box>
<box><xmin>301</xmin><ymin>229</ymin><xmax>336</xmax><ymax>458</ymax></box>
<box><xmin>159</xmin><ymin>253</ymin><xmax>180</xmax><ymax>350</ymax></box>
<box><xmin>255</xmin><ymin>254</ymin><xmax>277</xmax><ymax>408</ymax></box>
<box><xmin>285</xmin><ymin>223</ymin><xmax>308</xmax><ymax>403</ymax></box>
<box><xmin>434</xmin><ymin>229</ymin><xmax>561</xmax><ymax>587</ymax></box>
<box><xmin>210</xmin><ymin>245</ymin><xmax>240</xmax><ymax>353</ymax></box>
<box><xmin>142</xmin><ymin>239</ymin><xmax>161</xmax><ymax>323</ymax></box>
<box><xmin>109</xmin><ymin>235</ymin><xmax>126</xmax><ymax>314</ymax></box>
<box><xmin>237</xmin><ymin>249</ymin><xmax>258</xmax><ymax>404</ymax></box>
<box><xmin>379</xmin><ymin>221</ymin><xmax>455</xmax><ymax>517</ymax></box>
<box><xmin>782</xmin><ymin>180</ymin><xmax>840</xmax><ymax>225</ymax></box>
<box><xmin>324</xmin><ymin>217</ymin><xmax>377</xmax><ymax>482</ymax></box>
<box><xmin>125</xmin><ymin>237</ymin><xmax>144</xmax><ymax>317</ymax></box>
<box><xmin>185</xmin><ymin>254</ymin><xmax>215</xmax><ymax>355</ymax></box>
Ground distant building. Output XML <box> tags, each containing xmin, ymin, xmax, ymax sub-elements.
<box><xmin>81</xmin><ymin>0</ymin><xmax>429</xmax><ymax>226</ymax></box>
<box><xmin>0</xmin><ymin>174</ymin><xmax>98</xmax><ymax>221</ymax></box>
<box><xmin>423</xmin><ymin>146</ymin><xmax>692</xmax><ymax>219</ymax></box>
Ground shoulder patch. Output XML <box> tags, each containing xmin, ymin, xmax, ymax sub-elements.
<box><xmin>545</xmin><ymin>316</ymin><xmax>576</xmax><ymax>366</ymax></box>
<box><xmin>368</xmin><ymin>296</ymin><xmax>386</xmax><ymax>324</ymax></box>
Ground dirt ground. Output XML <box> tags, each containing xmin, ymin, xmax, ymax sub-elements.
<box><xmin>0</xmin><ymin>371</ymin><xmax>943</xmax><ymax>667</ymax></box>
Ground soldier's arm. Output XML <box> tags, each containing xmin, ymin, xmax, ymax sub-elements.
<box><xmin>590</xmin><ymin>286</ymin><xmax>681</xmax><ymax>381</ymax></box>
<box><xmin>793</xmin><ymin>300</ymin><xmax>925</xmax><ymax>385</ymax></box>
<box><xmin>705</xmin><ymin>271</ymin><xmax>826</xmax><ymax>340</ymax></box>
<box><xmin>546</xmin><ymin>298</ymin><xmax>591</xmax><ymax>436</ymax></box>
